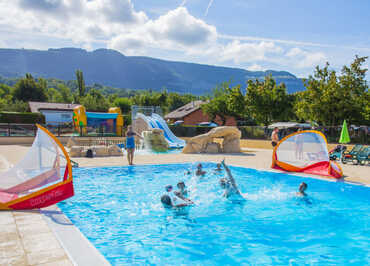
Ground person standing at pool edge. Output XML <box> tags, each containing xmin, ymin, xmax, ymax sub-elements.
<box><xmin>125</xmin><ymin>125</ymin><xmax>143</xmax><ymax>165</ymax></box>
<box><xmin>271</xmin><ymin>127</ymin><xmax>279</xmax><ymax>147</ymax></box>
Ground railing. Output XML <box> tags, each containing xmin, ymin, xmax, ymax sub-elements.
<box><xmin>1</xmin><ymin>123</ymin><xmax>369</xmax><ymax>144</ymax></box>
<box><xmin>169</xmin><ymin>125</ymin><xmax>369</xmax><ymax>144</ymax></box>
<box><xmin>0</xmin><ymin>123</ymin><xmax>125</xmax><ymax>137</ymax></box>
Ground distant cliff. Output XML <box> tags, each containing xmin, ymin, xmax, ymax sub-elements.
<box><xmin>0</xmin><ymin>48</ymin><xmax>305</xmax><ymax>94</ymax></box>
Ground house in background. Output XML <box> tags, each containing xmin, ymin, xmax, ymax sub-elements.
<box><xmin>29</xmin><ymin>102</ymin><xmax>80</xmax><ymax>125</ymax></box>
<box><xmin>165</xmin><ymin>100</ymin><xmax>236</xmax><ymax>126</ymax></box>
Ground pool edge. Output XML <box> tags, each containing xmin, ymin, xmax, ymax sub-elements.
<box><xmin>41</xmin><ymin>205</ymin><xmax>110</xmax><ymax>266</ymax></box>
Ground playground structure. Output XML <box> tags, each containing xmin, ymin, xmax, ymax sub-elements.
<box><xmin>132</xmin><ymin>106</ymin><xmax>185</xmax><ymax>149</ymax></box>
<box><xmin>0</xmin><ymin>125</ymin><xmax>74</xmax><ymax>210</ymax></box>
<box><xmin>272</xmin><ymin>130</ymin><xmax>343</xmax><ymax>179</ymax></box>
<box><xmin>72</xmin><ymin>106</ymin><xmax>124</xmax><ymax>136</ymax></box>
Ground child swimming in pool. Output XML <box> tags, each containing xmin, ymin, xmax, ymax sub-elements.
<box><xmin>174</xmin><ymin>181</ymin><xmax>194</xmax><ymax>203</ymax></box>
<box><xmin>161</xmin><ymin>185</ymin><xmax>193</xmax><ymax>208</ymax></box>
<box><xmin>296</xmin><ymin>182</ymin><xmax>308</xmax><ymax>197</ymax></box>
<box><xmin>219</xmin><ymin>160</ymin><xmax>246</xmax><ymax>201</ymax></box>
<box><xmin>196</xmin><ymin>163</ymin><xmax>206</xmax><ymax>176</ymax></box>
<box><xmin>175</xmin><ymin>181</ymin><xmax>188</xmax><ymax>197</ymax></box>
<box><xmin>214</xmin><ymin>163</ymin><xmax>223</xmax><ymax>172</ymax></box>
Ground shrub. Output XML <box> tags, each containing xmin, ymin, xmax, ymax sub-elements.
<box><xmin>0</xmin><ymin>112</ymin><xmax>45</xmax><ymax>124</ymax></box>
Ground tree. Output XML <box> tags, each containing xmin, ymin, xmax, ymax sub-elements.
<box><xmin>46</xmin><ymin>87</ymin><xmax>63</xmax><ymax>103</ymax></box>
<box><xmin>245</xmin><ymin>75</ymin><xmax>294</xmax><ymax>126</ymax></box>
<box><xmin>167</xmin><ymin>93</ymin><xmax>196</xmax><ymax>112</ymax></box>
<box><xmin>226</xmin><ymin>85</ymin><xmax>246</xmax><ymax>118</ymax></box>
<box><xmin>80</xmin><ymin>89</ymin><xmax>109</xmax><ymax>111</ymax></box>
<box><xmin>295</xmin><ymin>56</ymin><xmax>369</xmax><ymax>126</ymax></box>
<box><xmin>58</xmin><ymin>84</ymin><xmax>74</xmax><ymax>103</ymax></box>
<box><xmin>76</xmin><ymin>69</ymin><xmax>85</xmax><ymax>97</ymax></box>
<box><xmin>13</xmin><ymin>74</ymin><xmax>47</xmax><ymax>102</ymax></box>
<box><xmin>201</xmin><ymin>82</ymin><xmax>240</xmax><ymax>125</ymax></box>
<box><xmin>113</xmin><ymin>97</ymin><xmax>132</xmax><ymax>114</ymax></box>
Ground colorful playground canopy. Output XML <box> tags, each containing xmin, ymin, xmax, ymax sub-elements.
<box><xmin>86</xmin><ymin>112</ymin><xmax>118</xmax><ymax>119</ymax></box>
<box><xmin>272</xmin><ymin>130</ymin><xmax>343</xmax><ymax>179</ymax></box>
<box><xmin>0</xmin><ymin>125</ymin><xmax>74</xmax><ymax>210</ymax></box>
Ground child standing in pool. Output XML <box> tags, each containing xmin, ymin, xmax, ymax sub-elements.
<box><xmin>296</xmin><ymin>182</ymin><xmax>308</xmax><ymax>197</ymax></box>
<box><xmin>125</xmin><ymin>125</ymin><xmax>143</xmax><ymax>165</ymax></box>
<box><xmin>219</xmin><ymin>160</ymin><xmax>246</xmax><ymax>201</ymax></box>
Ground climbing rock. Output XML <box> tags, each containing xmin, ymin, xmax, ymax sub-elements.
<box><xmin>182</xmin><ymin>126</ymin><xmax>241</xmax><ymax>154</ymax></box>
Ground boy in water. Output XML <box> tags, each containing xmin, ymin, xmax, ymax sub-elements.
<box><xmin>196</xmin><ymin>163</ymin><xmax>206</xmax><ymax>176</ymax></box>
<box><xmin>161</xmin><ymin>184</ymin><xmax>193</xmax><ymax>208</ymax></box>
<box><xmin>175</xmin><ymin>181</ymin><xmax>194</xmax><ymax>204</ymax></box>
<box><xmin>219</xmin><ymin>160</ymin><xmax>245</xmax><ymax>201</ymax></box>
<box><xmin>296</xmin><ymin>182</ymin><xmax>308</xmax><ymax>197</ymax></box>
<box><xmin>214</xmin><ymin>163</ymin><xmax>223</xmax><ymax>172</ymax></box>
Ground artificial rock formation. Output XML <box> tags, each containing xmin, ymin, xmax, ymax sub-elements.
<box><xmin>133</xmin><ymin>116</ymin><xmax>149</xmax><ymax>136</ymax></box>
<box><xmin>182</xmin><ymin>126</ymin><xmax>241</xmax><ymax>154</ymax></box>
<box><xmin>142</xmin><ymin>129</ymin><xmax>169</xmax><ymax>152</ymax></box>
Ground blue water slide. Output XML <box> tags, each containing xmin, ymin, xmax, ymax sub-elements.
<box><xmin>151</xmin><ymin>113</ymin><xmax>185</xmax><ymax>148</ymax></box>
<box><xmin>137</xmin><ymin>113</ymin><xmax>156</xmax><ymax>129</ymax></box>
<box><xmin>136</xmin><ymin>113</ymin><xmax>185</xmax><ymax>148</ymax></box>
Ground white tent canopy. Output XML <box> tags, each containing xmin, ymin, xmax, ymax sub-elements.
<box><xmin>268</xmin><ymin>122</ymin><xmax>312</xmax><ymax>129</ymax></box>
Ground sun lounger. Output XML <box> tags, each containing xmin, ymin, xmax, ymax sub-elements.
<box><xmin>341</xmin><ymin>144</ymin><xmax>364</xmax><ymax>164</ymax></box>
<box><xmin>353</xmin><ymin>146</ymin><xmax>370</xmax><ymax>165</ymax></box>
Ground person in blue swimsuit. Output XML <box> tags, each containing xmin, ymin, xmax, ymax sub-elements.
<box><xmin>125</xmin><ymin>125</ymin><xmax>142</xmax><ymax>165</ymax></box>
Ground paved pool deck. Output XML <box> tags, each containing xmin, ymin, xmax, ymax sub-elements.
<box><xmin>0</xmin><ymin>145</ymin><xmax>369</xmax><ymax>265</ymax></box>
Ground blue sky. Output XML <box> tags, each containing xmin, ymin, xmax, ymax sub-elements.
<box><xmin>0</xmin><ymin>0</ymin><xmax>369</xmax><ymax>77</ymax></box>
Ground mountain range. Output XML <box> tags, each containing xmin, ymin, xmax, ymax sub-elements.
<box><xmin>0</xmin><ymin>48</ymin><xmax>305</xmax><ymax>95</ymax></box>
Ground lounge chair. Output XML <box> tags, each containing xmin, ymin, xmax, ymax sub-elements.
<box><xmin>329</xmin><ymin>145</ymin><xmax>347</xmax><ymax>161</ymax></box>
<box><xmin>341</xmin><ymin>144</ymin><xmax>364</xmax><ymax>164</ymax></box>
<box><xmin>352</xmin><ymin>146</ymin><xmax>370</xmax><ymax>165</ymax></box>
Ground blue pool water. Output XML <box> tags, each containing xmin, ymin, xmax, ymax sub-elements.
<box><xmin>58</xmin><ymin>163</ymin><xmax>370</xmax><ymax>265</ymax></box>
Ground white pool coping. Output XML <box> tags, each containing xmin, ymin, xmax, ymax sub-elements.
<box><xmin>41</xmin><ymin>205</ymin><xmax>110</xmax><ymax>266</ymax></box>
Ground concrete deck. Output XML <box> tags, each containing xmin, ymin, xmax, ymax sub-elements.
<box><xmin>0</xmin><ymin>144</ymin><xmax>369</xmax><ymax>265</ymax></box>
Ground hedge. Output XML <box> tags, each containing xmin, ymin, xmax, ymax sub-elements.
<box><xmin>0</xmin><ymin>112</ymin><xmax>45</xmax><ymax>124</ymax></box>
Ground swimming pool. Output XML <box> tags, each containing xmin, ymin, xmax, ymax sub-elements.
<box><xmin>58</xmin><ymin>163</ymin><xmax>370</xmax><ymax>265</ymax></box>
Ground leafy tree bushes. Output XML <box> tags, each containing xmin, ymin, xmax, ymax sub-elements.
<box><xmin>0</xmin><ymin>56</ymin><xmax>368</xmax><ymax>127</ymax></box>
<box><xmin>296</xmin><ymin>56</ymin><xmax>369</xmax><ymax>126</ymax></box>
<box><xmin>13</xmin><ymin>74</ymin><xmax>47</xmax><ymax>102</ymax></box>
<box><xmin>245</xmin><ymin>75</ymin><xmax>294</xmax><ymax>126</ymax></box>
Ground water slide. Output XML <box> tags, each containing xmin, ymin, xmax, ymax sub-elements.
<box><xmin>136</xmin><ymin>113</ymin><xmax>185</xmax><ymax>148</ymax></box>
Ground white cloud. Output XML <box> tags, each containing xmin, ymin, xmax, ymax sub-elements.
<box><xmin>286</xmin><ymin>47</ymin><xmax>327</xmax><ymax>68</ymax></box>
<box><xmin>247</xmin><ymin>64</ymin><xmax>264</xmax><ymax>71</ymax></box>
<box><xmin>146</xmin><ymin>7</ymin><xmax>217</xmax><ymax>47</ymax></box>
<box><xmin>87</xmin><ymin>0</ymin><xmax>147</xmax><ymax>24</ymax></box>
<box><xmin>108</xmin><ymin>7</ymin><xmax>217</xmax><ymax>54</ymax></box>
<box><xmin>220</xmin><ymin>40</ymin><xmax>283</xmax><ymax>63</ymax></box>
<box><xmin>0</xmin><ymin>0</ymin><xmax>337</xmax><ymax>77</ymax></box>
<box><xmin>109</xmin><ymin>34</ymin><xmax>149</xmax><ymax>55</ymax></box>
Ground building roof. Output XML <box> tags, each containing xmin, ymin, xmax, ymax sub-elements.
<box><xmin>164</xmin><ymin>100</ymin><xmax>205</xmax><ymax>119</ymax></box>
<box><xmin>29</xmin><ymin>101</ymin><xmax>81</xmax><ymax>113</ymax></box>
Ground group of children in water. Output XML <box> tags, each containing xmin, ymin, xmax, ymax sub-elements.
<box><xmin>161</xmin><ymin>159</ymin><xmax>309</xmax><ymax>209</ymax></box>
